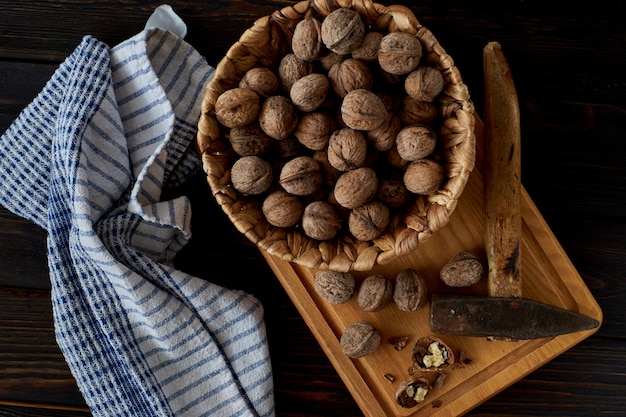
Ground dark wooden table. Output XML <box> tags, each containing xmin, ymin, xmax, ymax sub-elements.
<box><xmin>1</xmin><ymin>1</ymin><xmax>625</xmax><ymax>416</ymax></box>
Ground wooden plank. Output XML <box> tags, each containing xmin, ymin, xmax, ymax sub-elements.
<box><xmin>0</xmin><ymin>288</ymin><xmax>87</xmax><ymax>410</ymax></box>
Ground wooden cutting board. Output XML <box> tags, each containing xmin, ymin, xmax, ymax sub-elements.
<box><xmin>260</xmin><ymin>115</ymin><xmax>602</xmax><ymax>416</ymax></box>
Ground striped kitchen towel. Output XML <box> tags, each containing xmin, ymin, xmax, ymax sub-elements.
<box><xmin>0</xmin><ymin>25</ymin><xmax>274</xmax><ymax>417</ymax></box>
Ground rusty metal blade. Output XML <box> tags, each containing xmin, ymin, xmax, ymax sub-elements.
<box><xmin>430</xmin><ymin>293</ymin><xmax>600</xmax><ymax>340</ymax></box>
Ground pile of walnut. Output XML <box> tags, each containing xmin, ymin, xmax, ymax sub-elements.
<box><xmin>215</xmin><ymin>6</ymin><xmax>447</xmax><ymax>242</ymax></box>
<box><xmin>315</xmin><ymin>250</ymin><xmax>482</xmax><ymax>408</ymax></box>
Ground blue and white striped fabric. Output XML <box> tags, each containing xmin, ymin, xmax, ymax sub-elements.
<box><xmin>0</xmin><ymin>27</ymin><xmax>274</xmax><ymax>417</ymax></box>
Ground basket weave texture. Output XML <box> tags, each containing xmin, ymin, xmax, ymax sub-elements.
<box><xmin>197</xmin><ymin>0</ymin><xmax>476</xmax><ymax>272</ymax></box>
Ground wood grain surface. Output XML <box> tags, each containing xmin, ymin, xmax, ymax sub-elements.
<box><xmin>1</xmin><ymin>1</ymin><xmax>625</xmax><ymax>416</ymax></box>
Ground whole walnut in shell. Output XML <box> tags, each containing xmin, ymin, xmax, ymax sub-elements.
<box><xmin>320</xmin><ymin>8</ymin><xmax>366</xmax><ymax>55</ymax></box>
<box><xmin>293</xmin><ymin>112</ymin><xmax>335</xmax><ymax>151</ymax></box>
<box><xmin>440</xmin><ymin>251</ymin><xmax>484</xmax><ymax>287</ymax></box>
<box><xmin>327</xmin><ymin>128</ymin><xmax>367</xmax><ymax>171</ymax></box>
<box><xmin>351</xmin><ymin>31</ymin><xmax>383</xmax><ymax>62</ymax></box>
<box><xmin>292</xmin><ymin>16</ymin><xmax>323</xmax><ymax>62</ymax></box>
<box><xmin>214</xmin><ymin>87</ymin><xmax>260</xmax><ymax>128</ymax></box>
<box><xmin>290</xmin><ymin>73</ymin><xmax>330</xmax><ymax>112</ymax></box>
<box><xmin>239</xmin><ymin>67</ymin><xmax>280</xmax><ymax>98</ymax></box>
<box><xmin>259</xmin><ymin>95</ymin><xmax>298</xmax><ymax>140</ymax></box>
<box><xmin>365</xmin><ymin>112</ymin><xmax>401</xmax><ymax>152</ymax></box>
<box><xmin>229</xmin><ymin>122</ymin><xmax>273</xmax><ymax>157</ymax></box>
<box><xmin>357</xmin><ymin>274</ymin><xmax>393</xmax><ymax>312</ymax></box>
<box><xmin>398</xmin><ymin>96</ymin><xmax>438</xmax><ymax>125</ymax></box>
<box><xmin>376</xmin><ymin>174</ymin><xmax>410</xmax><ymax>209</ymax></box>
<box><xmin>302</xmin><ymin>200</ymin><xmax>342</xmax><ymax>240</ymax></box>
<box><xmin>403</xmin><ymin>159</ymin><xmax>444</xmax><ymax>195</ymax></box>
<box><xmin>278</xmin><ymin>53</ymin><xmax>315</xmax><ymax>93</ymax></box>
<box><xmin>314</xmin><ymin>270</ymin><xmax>355</xmax><ymax>304</ymax></box>
<box><xmin>230</xmin><ymin>155</ymin><xmax>273</xmax><ymax>195</ymax></box>
<box><xmin>279</xmin><ymin>156</ymin><xmax>323</xmax><ymax>196</ymax></box>
<box><xmin>393</xmin><ymin>268</ymin><xmax>427</xmax><ymax>312</ymax></box>
<box><xmin>378</xmin><ymin>32</ymin><xmax>423</xmax><ymax>75</ymax></box>
<box><xmin>396</xmin><ymin>124</ymin><xmax>438</xmax><ymax>161</ymax></box>
<box><xmin>328</xmin><ymin>58</ymin><xmax>373</xmax><ymax>98</ymax></box>
<box><xmin>334</xmin><ymin>167</ymin><xmax>378</xmax><ymax>209</ymax></box>
<box><xmin>341</xmin><ymin>89</ymin><xmax>388</xmax><ymax>131</ymax></box>
<box><xmin>348</xmin><ymin>200</ymin><xmax>390</xmax><ymax>241</ymax></box>
<box><xmin>340</xmin><ymin>320</ymin><xmax>380</xmax><ymax>358</ymax></box>
<box><xmin>405</xmin><ymin>66</ymin><xmax>445</xmax><ymax>102</ymax></box>
<box><xmin>262</xmin><ymin>190</ymin><xmax>304</xmax><ymax>228</ymax></box>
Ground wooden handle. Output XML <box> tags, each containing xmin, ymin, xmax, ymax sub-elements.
<box><xmin>483</xmin><ymin>42</ymin><xmax>522</xmax><ymax>298</ymax></box>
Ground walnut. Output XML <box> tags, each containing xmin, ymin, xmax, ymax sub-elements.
<box><xmin>230</xmin><ymin>155</ymin><xmax>273</xmax><ymax>195</ymax></box>
<box><xmin>351</xmin><ymin>31</ymin><xmax>383</xmax><ymax>62</ymax></box>
<box><xmin>279</xmin><ymin>156</ymin><xmax>323</xmax><ymax>196</ymax></box>
<box><xmin>313</xmin><ymin>149</ymin><xmax>341</xmax><ymax>187</ymax></box>
<box><xmin>328</xmin><ymin>58</ymin><xmax>373</xmax><ymax>98</ymax></box>
<box><xmin>412</xmin><ymin>336</ymin><xmax>455</xmax><ymax>372</ymax></box>
<box><xmin>398</xmin><ymin>96</ymin><xmax>438</xmax><ymax>125</ymax></box>
<box><xmin>334</xmin><ymin>167</ymin><xmax>378</xmax><ymax>209</ymax></box>
<box><xmin>340</xmin><ymin>320</ymin><xmax>380</xmax><ymax>359</ymax></box>
<box><xmin>239</xmin><ymin>67</ymin><xmax>280</xmax><ymax>98</ymax></box>
<box><xmin>396</xmin><ymin>124</ymin><xmax>438</xmax><ymax>161</ymax></box>
<box><xmin>341</xmin><ymin>89</ymin><xmax>388</xmax><ymax>131</ymax></box>
<box><xmin>357</xmin><ymin>274</ymin><xmax>393</xmax><ymax>312</ymax></box>
<box><xmin>376</xmin><ymin>174</ymin><xmax>410</xmax><ymax>209</ymax></box>
<box><xmin>214</xmin><ymin>87</ymin><xmax>260</xmax><ymax>128</ymax></box>
<box><xmin>385</xmin><ymin>145</ymin><xmax>410</xmax><ymax>170</ymax></box>
<box><xmin>396</xmin><ymin>376</ymin><xmax>431</xmax><ymax>408</ymax></box>
<box><xmin>319</xmin><ymin>50</ymin><xmax>345</xmax><ymax>71</ymax></box>
<box><xmin>405</xmin><ymin>66</ymin><xmax>445</xmax><ymax>102</ymax></box>
<box><xmin>378</xmin><ymin>32</ymin><xmax>423</xmax><ymax>75</ymax></box>
<box><xmin>229</xmin><ymin>122</ymin><xmax>273</xmax><ymax>156</ymax></box>
<box><xmin>278</xmin><ymin>53</ymin><xmax>315</xmax><ymax>93</ymax></box>
<box><xmin>292</xmin><ymin>16</ymin><xmax>323</xmax><ymax>62</ymax></box>
<box><xmin>393</xmin><ymin>268</ymin><xmax>427</xmax><ymax>312</ymax></box>
<box><xmin>289</xmin><ymin>73</ymin><xmax>330</xmax><ymax>112</ymax></box>
<box><xmin>314</xmin><ymin>270</ymin><xmax>356</xmax><ymax>304</ymax></box>
<box><xmin>327</xmin><ymin>128</ymin><xmax>367</xmax><ymax>171</ymax></box>
<box><xmin>259</xmin><ymin>95</ymin><xmax>298</xmax><ymax>140</ymax></box>
<box><xmin>302</xmin><ymin>200</ymin><xmax>342</xmax><ymax>240</ymax></box>
<box><xmin>403</xmin><ymin>159</ymin><xmax>444</xmax><ymax>195</ymax></box>
<box><xmin>348</xmin><ymin>200</ymin><xmax>390</xmax><ymax>241</ymax></box>
<box><xmin>365</xmin><ymin>112</ymin><xmax>401</xmax><ymax>152</ymax></box>
<box><xmin>439</xmin><ymin>251</ymin><xmax>484</xmax><ymax>287</ymax></box>
<box><xmin>273</xmin><ymin>135</ymin><xmax>303</xmax><ymax>160</ymax></box>
<box><xmin>320</xmin><ymin>8</ymin><xmax>366</xmax><ymax>55</ymax></box>
<box><xmin>293</xmin><ymin>112</ymin><xmax>335</xmax><ymax>151</ymax></box>
<box><xmin>262</xmin><ymin>190</ymin><xmax>304</xmax><ymax>228</ymax></box>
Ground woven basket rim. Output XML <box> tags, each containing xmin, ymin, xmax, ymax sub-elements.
<box><xmin>197</xmin><ymin>0</ymin><xmax>476</xmax><ymax>272</ymax></box>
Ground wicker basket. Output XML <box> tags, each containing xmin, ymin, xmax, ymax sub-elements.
<box><xmin>196</xmin><ymin>0</ymin><xmax>476</xmax><ymax>272</ymax></box>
